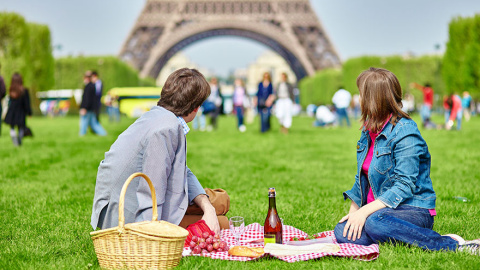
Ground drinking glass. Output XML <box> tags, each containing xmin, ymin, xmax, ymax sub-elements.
<box><xmin>229</xmin><ymin>216</ymin><xmax>245</xmax><ymax>246</ymax></box>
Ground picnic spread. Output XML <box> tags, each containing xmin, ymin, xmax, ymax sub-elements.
<box><xmin>183</xmin><ymin>223</ymin><xmax>380</xmax><ymax>262</ymax></box>
<box><xmin>90</xmin><ymin>177</ymin><xmax>379</xmax><ymax>269</ymax></box>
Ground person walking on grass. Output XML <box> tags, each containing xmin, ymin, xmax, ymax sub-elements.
<box><xmin>275</xmin><ymin>72</ymin><xmax>295</xmax><ymax>134</ymax></box>
<box><xmin>334</xmin><ymin>67</ymin><xmax>479</xmax><ymax>255</ymax></box>
<box><xmin>255</xmin><ymin>72</ymin><xmax>275</xmax><ymax>133</ymax></box>
<box><xmin>4</xmin><ymin>73</ymin><xmax>31</xmax><ymax>147</ymax></box>
<box><xmin>232</xmin><ymin>78</ymin><xmax>248</xmax><ymax>132</ymax></box>
<box><xmin>205</xmin><ymin>77</ymin><xmax>222</xmax><ymax>131</ymax></box>
<box><xmin>91</xmin><ymin>68</ymin><xmax>230</xmax><ymax>234</ymax></box>
<box><xmin>91</xmin><ymin>71</ymin><xmax>103</xmax><ymax>123</ymax></box>
<box><xmin>79</xmin><ymin>71</ymin><xmax>106</xmax><ymax>136</ymax></box>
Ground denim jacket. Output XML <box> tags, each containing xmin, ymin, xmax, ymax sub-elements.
<box><xmin>343</xmin><ymin>118</ymin><xmax>436</xmax><ymax>209</ymax></box>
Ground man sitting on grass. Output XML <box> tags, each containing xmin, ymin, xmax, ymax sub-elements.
<box><xmin>90</xmin><ymin>68</ymin><xmax>229</xmax><ymax>234</ymax></box>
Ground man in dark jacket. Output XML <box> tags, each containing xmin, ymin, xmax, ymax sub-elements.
<box><xmin>79</xmin><ymin>71</ymin><xmax>106</xmax><ymax>136</ymax></box>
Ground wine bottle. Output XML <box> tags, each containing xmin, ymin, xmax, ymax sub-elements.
<box><xmin>264</xmin><ymin>187</ymin><xmax>283</xmax><ymax>245</ymax></box>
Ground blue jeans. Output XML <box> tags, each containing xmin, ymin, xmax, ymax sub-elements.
<box><xmin>79</xmin><ymin>111</ymin><xmax>107</xmax><ymax>136</ymax></box>
<box><xmin>258</xmin><ymin>107</ymin><xmax>271</xmax><ymax>133</ymax></box>
<box><xmin>235</xmin><ymin>106</ymin><xmax>244</xmax><ymax>128</ymax></box>
<box><xmin>336</xmin><ymin>107</ymin><xmax>350</xmax><ymax>127</ymax></box>
<box><xmin>334</xmin><ymin>205</ymin><xmax>458</xmax><ymax>251</ymax></box>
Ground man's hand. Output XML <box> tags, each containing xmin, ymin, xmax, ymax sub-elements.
<box><xmin>201</xmin><ymin>206</ymin><xmax>220</xmax><ymax>235</ymax></box>
<box><xmin>193</xmin><ymin>194</ymin><xmax>220</xmax><ymax>235</ymax></box>
<box><xmin>79</xmin><ymin>108</ymin><xmax>87</xmax><ymax>116</ymax></box>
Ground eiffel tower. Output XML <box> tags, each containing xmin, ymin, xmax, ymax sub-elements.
<box><xmin>120</xmin><ymin>0</ymin><xmax>341</xmax><ymax>80</ymax></box>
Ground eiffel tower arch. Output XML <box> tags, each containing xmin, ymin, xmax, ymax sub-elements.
<box><xmin>120</xmin><ymin>0</ymin><xmax>341</xmax><ymax>81</ymax></box>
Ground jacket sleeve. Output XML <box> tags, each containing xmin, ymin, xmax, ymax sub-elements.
<box><xmin>136</xmin><ymin>130</ymin><xmax>175</xmax><ymax>221</ymax></box>
<box><xmin>80</xmin><ymin>84</ymin><xmax>95</xmax><ymax>110</ymax></box>
<box><xmin>23</xmin><ymin>89</ymin><xmax>32</xmax><ymax>116</ymax></box>
<box><xmin>186</xmin><ymin>166</ymin><xmax>206</xmax><ymax>203</ymax></box>
<box><xmin>343</xmin><ymin>173</ymin><xmax>363</xmax><ymax>207</ymax></box>
<box><xmin>377</xmin><ymin>126</ymin><xmax>421</xmax><ymax>208</ymax></box>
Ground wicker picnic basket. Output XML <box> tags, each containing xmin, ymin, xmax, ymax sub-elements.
<box><xmin>90</xmin><ymin>173</ymin><xmax>189</xmax><ymax>269</ymax></box>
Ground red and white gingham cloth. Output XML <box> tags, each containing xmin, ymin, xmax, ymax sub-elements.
<box><xmin>183</xmin><ymin>223</ymin><xmax>379</xmax><ymax>262</ymax></box>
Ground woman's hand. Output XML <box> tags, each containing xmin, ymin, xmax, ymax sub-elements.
<box><xmin>341</xmin><ymin>209</ymin><xmax>368</xmax><ymax>241</ymax></box>
<box><xmin>340</xmin><ymin>199</ymin><xmax>386</xmax><ymax>241</ymax></box>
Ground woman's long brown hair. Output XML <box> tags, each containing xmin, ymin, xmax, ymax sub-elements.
<box><xmin>9</xmin><ymin>73</ymin><xmax>24</xmax><ymax>99</ymax></box>
<box><xmin>356</xmin><ymin>67</ymin><xmax>410</xmax><ymax>133</ymax></box>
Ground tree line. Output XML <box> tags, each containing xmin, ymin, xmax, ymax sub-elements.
<box><xmin>0</xmin><ymin>12</ymin><xmax>155</xmax><ymax>114</ymax></box>
<box><xmin>299</xmin><ymin>13</ymin><xmax>480</xmax><ymax>108</ymax></box>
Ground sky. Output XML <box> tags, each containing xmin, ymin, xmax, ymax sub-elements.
<box><xmin>1</xmin><ymin>0</ymin><xmax>480</xmax><ymax>77</ymax></box>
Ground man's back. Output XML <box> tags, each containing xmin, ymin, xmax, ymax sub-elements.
<box><xmin>91</xmin><ymin>106</ymin><xmax>188</xmax><ymax>229</ymax></box>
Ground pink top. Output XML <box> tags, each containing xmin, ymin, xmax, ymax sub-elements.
<box><xmin>361</xmin><ymin>116</ymin><xmax>436</xmax><ymax>216</ymax></box>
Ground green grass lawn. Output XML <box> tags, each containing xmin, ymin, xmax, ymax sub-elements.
<box><xmin>0</xmin><ymin>113</ymin><xmax>479</xmax><ymax>269</ymax></box>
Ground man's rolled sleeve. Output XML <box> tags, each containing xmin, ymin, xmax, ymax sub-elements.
<box><xmin>186</xmin><ymin>166</ymin><xmax>206</xmax><ymax>203</ymax></box>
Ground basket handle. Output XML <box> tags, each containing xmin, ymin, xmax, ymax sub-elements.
<box><xmin>118</xmin><ymin>172</ymin><xmax>158</xmax><ymax>228</ymax></box>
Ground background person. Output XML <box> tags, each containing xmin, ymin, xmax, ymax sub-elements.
<box><xmin>232</xmin><ymin>78</ymin><xmax>248</xmax><ymax>132</ymax></box>
<box><xmin>462</xmin><ymin>91</ymin><xmax>472</xmax><ymax>122</ymax></box>
<box><xmin>254</xmin><ymin>72</ymin><xmax>275</xmax><ymax>133</ymax></box>
<box><xmin>332</xmin><ymin>87</ymin><xmax>352</xmax><ymax>127</ymax></box>
<box><xmin>91</xmin><ymin>68</ymin><xmax>228</xmax><ymax>234</ymax></box>
<box><xmin>275</xmin><ymin>72</ymin><xmax>295</xmax><ymax>134</ymax></box>
<box><xmin>205</xmin><ymin>77</ymin><xmax>222</xmax><ymax>131</ymax></box>
<box><xmin>444</xmin><ymin>94</ymin><xmax>463</xmax><ymax>130</ymax></box>
<box><xmin>313</xmin><ymin>105</ymin><xmax>336</xmax><ymax>127</ymax></box>
<box><xmin>4</xmin><ymin>73</ymin><xmax>31</xmax><ymax>146</ymax></box>
<box><xmin>334</xmin><ymin>67</ymin><xmax>479</xmax><ymax>254</ymax></box>
<box><xmin>410</xmin><ymin>82</ymin><xmax>434</xmax><ymax>128</ymax></box>
<box><xmin>91</xmin><ymin>71</ymin><xmax>103</xmax><ymax>122</ymax></box>
<box><xmin>79</xmin><ymin>72</ymin><xmax>106</xmax><ymax>136</ymax></box>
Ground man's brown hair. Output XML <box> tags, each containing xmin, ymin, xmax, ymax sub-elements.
<box><xmin>356</xmin><ymin>67</ymin><xmax>410</xmax><ymax>133</ymax></box>
<box><xmin>158</xmin><ymin>68</ymin><xmax>210</xmax><ymax>116</ymax></box>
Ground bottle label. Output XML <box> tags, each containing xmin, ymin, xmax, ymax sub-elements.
<box><xmin>264</xmin><ymin>234</ymin><xmax>276</xmax><ymax>245</ymax></box>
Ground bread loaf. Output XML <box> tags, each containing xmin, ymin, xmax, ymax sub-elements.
<box><xmin>228</xmin><ymin>246</ymin><xmax>265</xmax><ymax>258</ymax></box>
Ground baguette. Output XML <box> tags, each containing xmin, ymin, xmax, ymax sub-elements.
<box><xmin>228</xmin><ymin>246</ymin><xmax>265</xmax><ymax>258</ymax></box>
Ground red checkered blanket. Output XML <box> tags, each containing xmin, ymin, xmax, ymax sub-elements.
<box><xmin>183</xmin><ymin>223</ymin><xmax>379</xmax><ymax>262</ymax></box>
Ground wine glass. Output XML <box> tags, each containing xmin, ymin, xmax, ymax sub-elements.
<box><xmin>229</xmin><ymin>216</ymin><xmax>245</xmax><ymax>246</ymax></box>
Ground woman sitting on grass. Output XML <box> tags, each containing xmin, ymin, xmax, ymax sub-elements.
<box><xmin>334</xmin><ymin>67</ymin><xmax>479</xmax><ymax>254</ymax></box>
